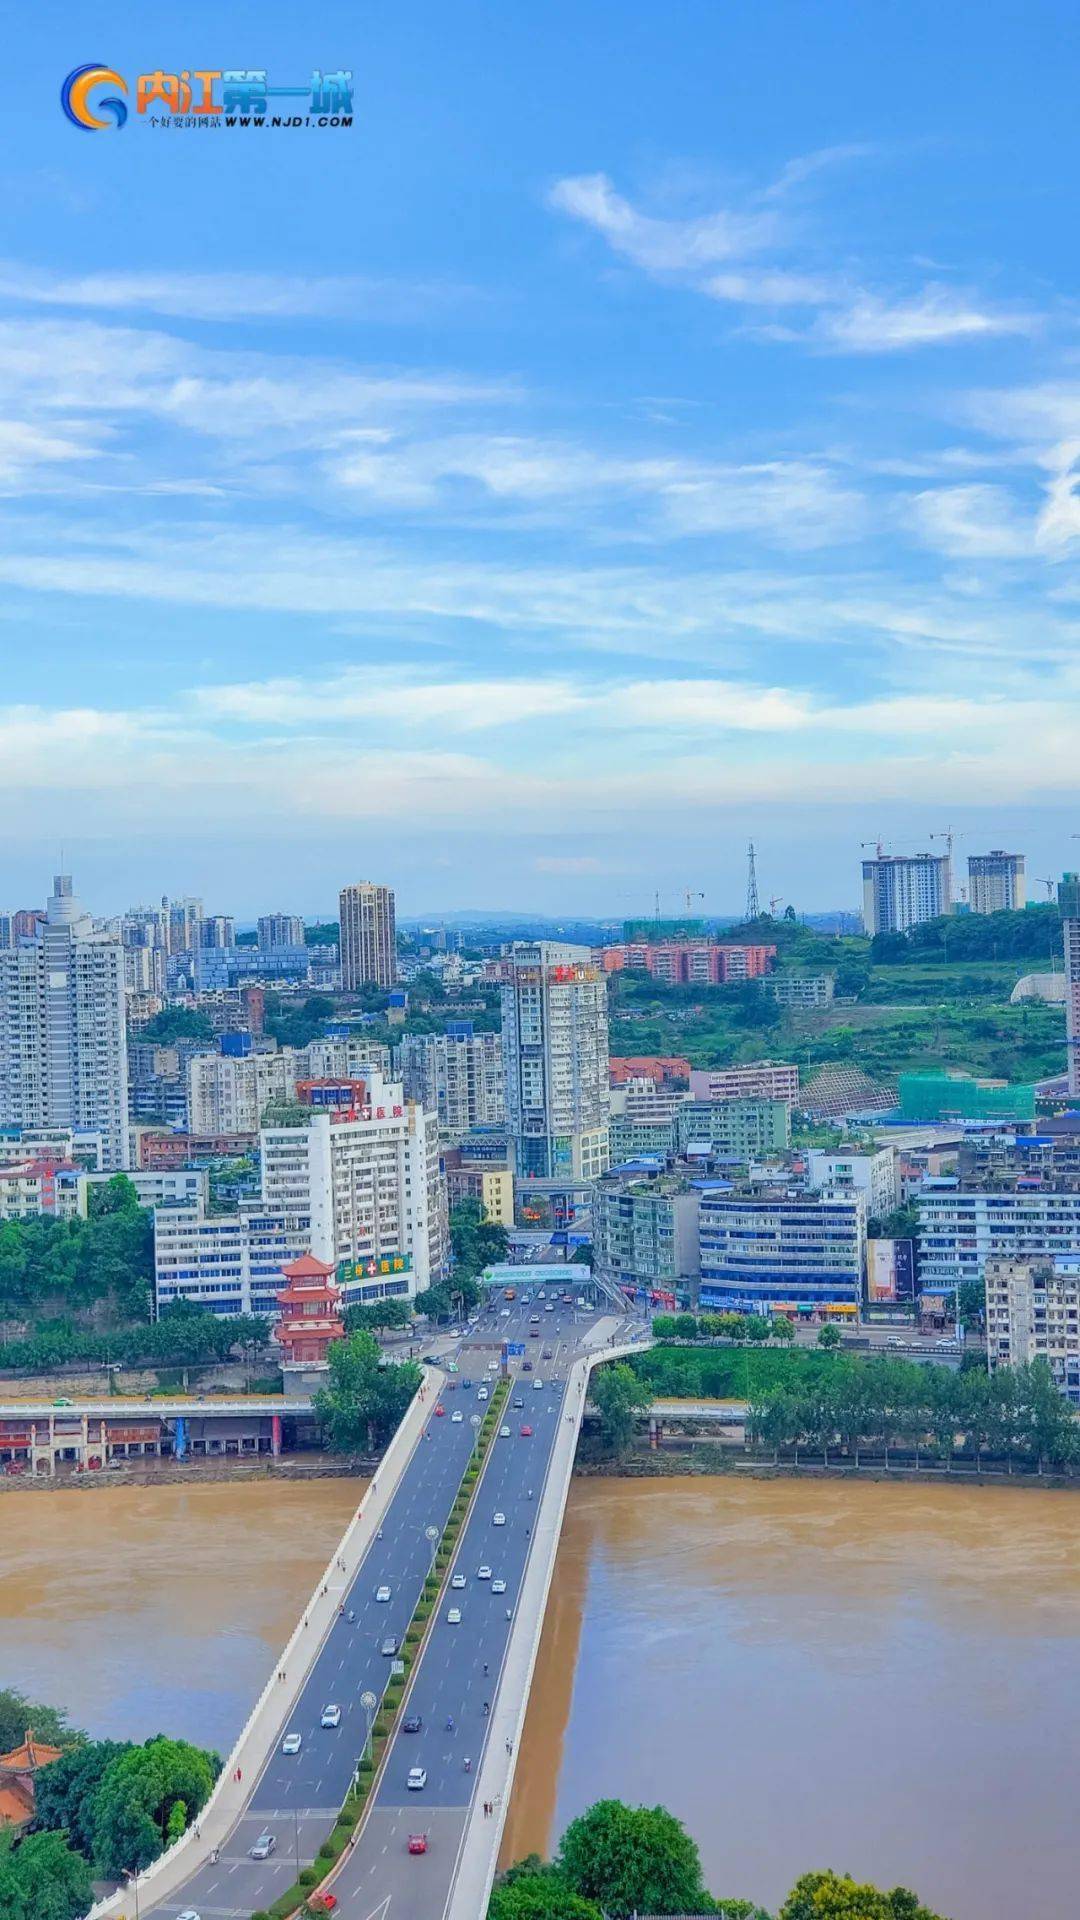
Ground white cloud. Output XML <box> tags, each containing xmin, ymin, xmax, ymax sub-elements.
<box><xmin>0</xmin><ymin>264</ymin><xmax>459</xmax><ymax>324</ymax></box>
<box><xmin>907</xmin><ymin>484</ymin><xmax>1034</xmax><ymax>559</ymax></box>
<box><xmin>549</xmin><ymin>167</ymin><xmax>1033</xmax><ymax>354</ymax></box>
<box><xmin>330</xmin><ymin>430</ymin><xmax>864</xmax><ymax>548</ymax></box>
<box><xmin>195</xmin><ymin>670</ymin><xmax>586</xmax><ymax>730</ymax></box>
<box><xmin>819</xmin><ymin>290</ymin><xmax>1032</xmax><ymax>352</ymax></box>
<box><xmin>547</xmin><ymin>173</ymin><xmax>778</xmax><ymax>273</ymax></box>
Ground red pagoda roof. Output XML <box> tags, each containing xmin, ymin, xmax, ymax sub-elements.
<box><xmin>280</xmin><ymin>1253</ymin><xmax>336</xmax><ymax>1279</ymax></box>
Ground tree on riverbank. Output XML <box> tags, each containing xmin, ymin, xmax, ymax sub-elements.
<box><xmin>589</xmin><ymin>1363</ymin><xmax>651</xmax><ymax>1457</ymax></box>
<box><xmin>314</xmin><ymin>1329</ymin><xmax>421</xmax><ymax>1451</ymax></box>
<box><xmin>0</xmin><ymin>1828</ymin><xmax>94</xmax><ymax>1920</ymax></box>
<box><xmin>91</xmin><ymin>1735</ymin><xmax>218</xmax><ymax>1877</ymax></box>
<box><xmin>0</xmin><ymin>1690</ymin><xmax>82</xmax><ymax>1754</ymax></box>
<box><xmin>491</xmin><ymin>1800</ymin><xmax>951</xmax><ymax>1920</ymax></box>
<box><xmin>745</xmin><ymin>1355</ymin><xmax>1076</xmax><ymax>1471</ymax></box>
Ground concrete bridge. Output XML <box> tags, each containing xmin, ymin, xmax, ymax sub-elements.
<box><xmin>87</xmin><ymin>1298</ymin><xmax>651</xmax><ymax>1920</ymax></box>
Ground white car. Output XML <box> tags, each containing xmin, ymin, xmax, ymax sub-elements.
<box><xmin>320</xmin><ymin>1703</ymin><xmax>341</xmax><ymax>1728</ymax></box>
<box><xmin>545</xmin><ymin>1303</ymin><xmax>555</xmax><ymax>1313</ymax></box>
<box><xmin>176</xmin><ymin>1911</ymin><xmax>201</xmax><ymax>1920</ymax></box>
<box><xmin>451</xmin><ymin>1410</ymin><xmax>463</xmax><ymax>1422</ymax></box>
<box><xmin>532</xmin><ymin>1378</ymin><xmax>543</xmax><ymax>1390</ymax></box>
<box><xmin>375</xmin><ymin>1584</ymin><xmax>391</xmax><ymax>1603</ymax></box>
<box><xmin>500</xmin><ymin>1308</ymin><xmax>511</xmax><ymax>1318</ymax></box>
<box><xmin>477</xmin><ymin>1388</ymin><xmax>489</xmax><ymax>1403</ymax></box>
<box><xmin>447</xmin><ymin>1606</ymin><xmax>462</xmax><ymax>1624</ymax></box>
<box><xmin>500</xmin><ymin>1424</ymin><xmax>511</xmax><ymax>1438</ymax></box>
<box><xmin>477</xmin><ymin>1564</ymin><xmax>492</xmax><ymax>1580</ymax></box>
<box><xmin>492</xmin><ymin>1578</ymin><xmax>507</xmax><ymax>1595</ymax></box>
<box><xmin>538</xmin><ymin>1290</ymin><xmax>546</xmax><ymax>1299</ymax></box>
<box><xmin>407</xmin><ymin>1766</ymin><xmax>428</xmax><ymax>1790</ymax></box>
<box><xmin>451</xmin><ymin>1572</ymin><xmax>466</xmax><ymax>1589</ymax></box>
<box><xmin>281</xmin><ymin>1733</ymin><xmax>302</xmax><ymax>1755</ymax></box>
<box><xmin>493</xmin><ymin>1511</ymin><xmax>506</xmax><ymax>1526</ymax></box>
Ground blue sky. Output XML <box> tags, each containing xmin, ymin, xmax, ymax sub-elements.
<box><xmin>4</xmin><ymin>0</ymin><xmax>1080</xmax><ymax>918</ymax></box>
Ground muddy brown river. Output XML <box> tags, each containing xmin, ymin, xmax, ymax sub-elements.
<box><xmin>4</xmin><ymin>1474</ymin><xmax>1079</xmax><ymax>1919</ymax></box>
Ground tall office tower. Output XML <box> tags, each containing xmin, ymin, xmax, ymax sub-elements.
<box><xmin>12</xmin><ymin>909</ymin><xmax>44</xmax><ymax>941</ymax></box>
<box><xmin>119</xmin><ymin>906</ymin><xmax>168</xmax><ymax>996</ymax></box>
<box><xmin>1061</xmin><ymin>874</ymin><xmax>1080</xmax><ymax>1097</ymax></box>
<box><xmin>168</xmin><ymin>897</ymin><xmax>204</xmax><ymax>953</ymax></box>
<box><xmin>968</xmin><ymin>851</ymin><xmax>1026</xmax><ymax>914</ymax></box>
<box><xmin>258</xmin><ymin>913</ymin><xmax>305</xmax><ymax>950</ymax></box>
<box><xmin>200</xmin><ymin>915</ymin><xmax>235</xmax><ymax>949</ymax></box>
<box><xmin>861</xmin><ymin>852</ymin><xmax>952</xmax><ymax>935</ymax></box>
<box><xmin>339</xmin><ymin>882</ymin><xmax>397</xmax><ymax>990</ymax></box>
<box><xmin>0</xmin><ymin>875</ymin><xmax>129</xmax><ymax>1168</ymax></box>
<box><xmin>494</xmin><ymin>941</ymin><xmax>610</xmax><ymax>1181</ymax></box>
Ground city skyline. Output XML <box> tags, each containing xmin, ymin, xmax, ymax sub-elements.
<box><xmin>4</xmin><ymin>0</ymin><xmax>1080</xmax><ymax>908</ymax></box>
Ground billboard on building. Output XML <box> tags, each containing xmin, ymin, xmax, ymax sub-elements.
<box><xmin>868</xmin><ymin>1238</ymin><xmax>916</xmax><ymax>1303</ymax></box>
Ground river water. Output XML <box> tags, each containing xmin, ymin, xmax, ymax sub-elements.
<box><xmin>0</xmin><ymin>1481</ymin><xmax>360</xmax><ymax>1753</ymax></box>
<box><xmin>502</xmin><ymin>1477</ymin><xmax>1080</xmax><ymax>1920</ymax></box>
<box><xmin>3</xmin><ymin>1475</ymin><xmax>1079</xmax><ymax>1919</ymax></box>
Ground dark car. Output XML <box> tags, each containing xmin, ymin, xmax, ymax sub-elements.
<box><xmin>403</xmin><ymin>1714</ymin><xmax>423</xmax><ymax>1733</ymax></box>
<box><xmin>461</xmin><ymin>1378</ymin><xmax>473</xmax><ymax>1388</ymax></box>
<box><xmin>522</xmin><ymin>1360</ymin><xmax>533</xmax><ymax>1372</ymax></box>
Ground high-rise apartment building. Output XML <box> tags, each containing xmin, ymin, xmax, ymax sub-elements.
<box><xmin>258</xmin><ymin>913</ymin><xmax>305</xmax><ymax>950</ymax></box>
<box><xmin>861</xmin><ymin>852</ymin><xmax>951</xmax><ymax>935</ymax></box>
<box><xmin>0</xmin><ymin>875</ymin><xmax>129</xmax><ymax>1169</ymax></box>
<box><xmin>200</xmin><ymin>915</ymin><xmax>235</xmax><ymax>949</ymax></box>
<box><xmin>167</xmin><ymin>898</ymin><xmax>204</xmax><ymax>953</ymax></box>
<box><xmin>1061</xmin><ymin>873</ymin><xmax>1080</xmax><ymax>1098</ymax></box>
<box><xmin>492</xmin><ymin>941</ymin><xmax>610</xmax><ymax>1181</ymax></box>
<box><xmin>339</xmin><ymin>882</ymin><xmax>397</xmax><ymax>990</ymax></box>
<box><xmin>395</xmin><ymin>1024</ymin><xmax>505</xmax><ymax>1138</ymax></box>
<box><xmin>968</xmin><ymin>851</ymin><xmax>1026</xmax><ymax>915</ymax></box>
<box><xmin>156</xmin><ymin>1069</ymin><xmax>447</xmax><ymax>1318</ymax></box>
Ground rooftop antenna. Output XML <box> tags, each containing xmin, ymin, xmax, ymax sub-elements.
<box><xmin>746</xmin><ymin>842</ymin><xmax>759</xmax><ymax>922</ymax></box>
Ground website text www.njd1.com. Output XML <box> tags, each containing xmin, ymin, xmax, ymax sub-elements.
<box><xmin>60</xmin><ymin>66</ymin><xmax>353</xmax><ymax>131</ymax></box>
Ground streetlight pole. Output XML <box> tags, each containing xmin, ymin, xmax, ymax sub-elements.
<box><xmin>424</xmin><ymin>1522</ymin><xmax>440</xmax><ymax>1571</ymax></box>
<box><xmin>360</xmin><ymin>1690</ymin><xmax>377</xmax><ymax>1763</ymax></box>
<box><xmin>470</xmin><ymin>1413</ymin><xmax>481</xmax><ymax>1458</ymax></box>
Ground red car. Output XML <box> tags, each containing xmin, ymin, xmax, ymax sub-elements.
<box><xmin>434</xmin><ymin>1404</ymin><xmax>446</xmax><ymax>1417</ymax></box>
<box><xmin>408</xmin><ymin>1833</ymin><xmax>428</xmax><ymax>1855</ymax></box>
<box><xmin>520</xmin><ymin>1425</ymin><xmax>533</xmax><ymax>1437</ymax></box>
<box><xmin>307</xmin><ymin>1895</ymin><xmax>337</xmax><ymax>1913</ymax></box>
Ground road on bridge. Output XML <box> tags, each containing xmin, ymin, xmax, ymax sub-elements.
<box><xmin>140</xmin><ymin>1292</ymin><xmax>618</xmax><ymax>1920</ymax></box>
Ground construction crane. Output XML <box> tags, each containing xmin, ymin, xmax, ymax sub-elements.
<box><xmin>860</xmin><ymin>838</ymin><xmax>885</xmax><ymax>859</ymax></box>
<box><xmin>930</xmin><ymin>826</ymin><xmax>962</xmax><ymax>858</ymax></box>
<box><xmin>768</xmin><ymin>895</ymin><xmax>784</xmax><ymax>915</ymax></box>
<box><xmin>683</xmin><ymin>889</ymin><xmax>705</xmax><ymax>914</ymax></box>
<box><xmin>1037</xmin><ymin>877</ymin><xmax>1058</xmax><ymax>900</ymax></box>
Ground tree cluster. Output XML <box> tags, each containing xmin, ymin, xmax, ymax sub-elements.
<box><xmin>0</xmin><ymin>1723</ymin><xmax>220</xmax><ymax>1920</ymax></box>
<box><xmin>490</xmin><ymin>1799</ymin><xmax>950</xmax><ymax>1919</ymax></box>
<box><xmin>343</xmin><ymin>1298</ymin><xmax>413</xmax><ymax>1336</ymax></box>
<box><xmin>0</xmin><ymin>1303</ymin><xmax>269</xmax><ymax>1376</ymax></box>
<box><xmin>449</xmin><ymin>1197</ymin><xmax>510</xmax><ymax>1280</ymax></box>
<box><xmin>870</xmin><ymin>904</ymin><xmax>1062</xmax><ymax>965</ymax></box>
<box><xmin>0</xmin><ymin>1179</ymin><xmax>154</xmax><ymax>1332</ymax></box>
<box><xmin>748</xmin><ymin>1355</ymin><xmax>1077</xmax><ymax>1470</ymax></box>
<box><xmin>652</xmin><ymin>1311</ymin><xmax>795</xmax><ymax>1346</ymax></box>
<box><xmin>313</xmin><ymin>1329</ymin><xmax>422</xmax><ymax>1451</ymax></box>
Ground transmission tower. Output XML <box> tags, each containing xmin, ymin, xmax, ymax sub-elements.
<box><xmin>746</xmin><ymin>841</ymin><xmax>759</xmax><ymax>921</ymax></box>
